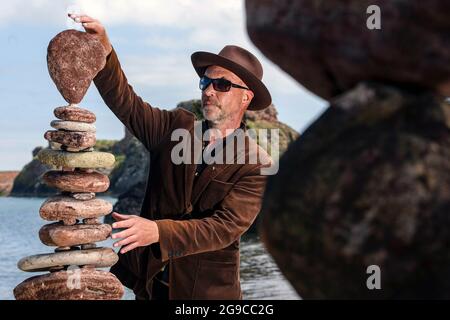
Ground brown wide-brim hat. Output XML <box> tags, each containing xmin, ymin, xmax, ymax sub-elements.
<box><xmin>191</xmin><ymin>45</ymin><xmax>272</xmax><ymax>111</ymax></box>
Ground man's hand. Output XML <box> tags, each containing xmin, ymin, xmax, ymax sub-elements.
<box><xmin>68</xmin><ymin>14</ymin><xmax>112</xmax><ymax>55</ymax></box>
<box><xmin>111</xmin><ymin>212</ymin><xmax>160</xmax><ymax>254</ymax></box>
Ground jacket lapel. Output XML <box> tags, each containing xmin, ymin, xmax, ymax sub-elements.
<box><xmin>190</xmin><ymin>127</ymin><xmax>248</xmax><ymax>205</ymax></box>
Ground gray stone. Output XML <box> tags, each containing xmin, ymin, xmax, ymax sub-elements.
<box><xmin>17</xmin><ymin>247</ymin><xmax>118</xmax><ymax>272</ymax></box>
<box><xmin>70</xmin><ymin>192</ymin><xmax>96</xmax><ymax>200</ymax></box>
<box><xmin>51</xmin><ymin>120</ymin><xmax>96</xmax><ymax>132</ymax></box>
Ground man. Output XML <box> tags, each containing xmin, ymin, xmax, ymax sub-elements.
<box><xmin>70</xmin><ymin>14</ymin><xmax>273</xmax><ymax>300</ymax></box>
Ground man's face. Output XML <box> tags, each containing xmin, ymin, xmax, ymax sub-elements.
<box><xmin>201</xmin><ymin>65</ymin><xmax>252</xmax><ymax>125</ymax></box>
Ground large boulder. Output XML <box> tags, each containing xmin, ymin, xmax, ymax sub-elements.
<box><xmin>246</xmin><ymin>0</ymin><xmax>450</xmax><ymax>100</ymax></box>
<box><xmin>260</xmin><ymin>82</ymin><xmax>450</xmax><ymax>298</ymax></box>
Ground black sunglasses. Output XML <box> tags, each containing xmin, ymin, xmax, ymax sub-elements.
<box><xmin>199</xmin><ymin>75</ymin><xmax>249</xmax><ymax>92</ymax></box>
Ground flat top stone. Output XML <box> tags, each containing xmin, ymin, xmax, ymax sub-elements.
<box><xmin>51</xmin><ymin>120</ymin><xmax>96</xmax><ymax>132</ymax></box>
<box><xmin>54</xmin><ymin>105</ymin><xmax>96</xmax><ymax>123</ymax></box>
<box><xmin>17</xmin><ymin>247</ymin><xmax>118</xmax><ymax>272</ymax></box>
<box><xmin>47</xmin><ymin>30</ymin><xmax>106</xmax><ymax>104</ymax></box>
<box><xmin>37</xmin><ymin>148</ymin><xmax>115</xmax><ymax>169</ymax></box>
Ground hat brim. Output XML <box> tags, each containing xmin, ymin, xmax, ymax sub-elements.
<box><xmin>191</xmin><ymin>51</ymin><xmax>272</xmax><ymax>111</ymax></box>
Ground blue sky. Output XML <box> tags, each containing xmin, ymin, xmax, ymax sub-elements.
<box><xmin>0</xmin><ymin>0</ymin><xmax>327</xmax><ymax>170</ymax></box>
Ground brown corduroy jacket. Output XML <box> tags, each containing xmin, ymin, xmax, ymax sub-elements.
<box><xmin>93</xmin><ymin>48</ymin><xmax>271</xmax><ymax>300</ymax></box>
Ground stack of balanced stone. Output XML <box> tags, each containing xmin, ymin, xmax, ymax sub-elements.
<box><xmin>14</xmin><ymin>30</ymin><xmax>124</xmax><ymax>300</ymax></box>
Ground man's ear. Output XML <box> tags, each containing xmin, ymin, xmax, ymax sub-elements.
<box><xmin>243</xmin><ymin>90</ymin><xmax>254</xmax><ymax>106</ymax></box>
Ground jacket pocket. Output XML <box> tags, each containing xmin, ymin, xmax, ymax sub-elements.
<box><xmin>192</xmin><ymin>259</ymin><xmax>240</xmax><ymax>300</ymax></box>
<box><xmin>198</xmin><ymin>179</ymin><xmax>234</xmax><ymax>212</ymax></box>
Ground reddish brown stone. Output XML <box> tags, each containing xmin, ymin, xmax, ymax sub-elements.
<box><xmin>47</xmin><ymin>30</ymin><xmax>106</xmax><ymax>104</ymax></box>
<box><xmin>259</xmin><ymin>83</ymin><xmax>450</xmax><ymax>298</ymax></box>
<box><xmin>39</xmin><ymin>222</ymin><xmax>112</xmax><ymax>247</ymax></box>
<box><xmin>62</xmin><ymin>218</ymin><xmax>77</xmax><ymax>226</ymax></box>
<box><xmin>83</xmin><ymin>218</ymin><xmax>100</xmax><ymax>224</ymax></box>
<box><xmin>245</xmin><ymin>0</ymin><xmax>450</xmax><ymax>100</ymax></box>
<box><xmin>14</xmin><ymin>269</ymin><xmax>123</xmax><ymax>300</ymax></box>
<box><xmin>44</xmin><ymin>130</ymin><xmax>96</xmax><ymax>149</ymax></box>
<box><xmin>43</xmin><ymin>170</ymin><xmax>109</xmax><ymax>193</ymax></box>
<box><xmin>54</xmin><ymin>105</ymin><xmax>96</xmax><ymax>123</ymax></box>
<box><xmin>39</xmin><ymin>196</ymin><xmax>113</xmax><ymax>221</ymax></box>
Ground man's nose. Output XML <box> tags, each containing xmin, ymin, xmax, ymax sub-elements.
<box><xmin>203</xmin><ymin>83</ymin><xmax>216</xmax><ymax>96</ymax></box>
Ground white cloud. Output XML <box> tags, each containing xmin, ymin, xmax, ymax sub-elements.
<box><xmin>122</xmin><ymin>53</ymin><xmax>196</xmax><ymax>88</ymax></box>
<box><xmin>0</xmin><ymin>0</ymin><xmax>243</xmax><ymax>29</ymax></box>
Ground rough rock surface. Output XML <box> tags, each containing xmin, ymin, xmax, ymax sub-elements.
<box><xmin>39</xmin><ymin>195</ymin><xmax>113</xmax><ymax>221</ymax></box>
<box><xmin>245</xmin><ymin>0</ymin><xmax>450</xmax><ymax>100</ymax></box>
<box><xmin>37</xmin><ymin>149</ymin><xmax>115</xmax><ymax>168</ymax></box>
<box><xmin>109</xmin><ymin>181</ymin><xmax>147</xmax><ymax>223</ymax></box>
<box><xmin>14</xmin><ymin>268</ymin><xmax>123</xmax><ymax>300</ymax></box>
<box><xmin>47</xmin><ymin>30</ymin><xmax>106</xmax><ymax>104</ymax></box>
<box><xmin>260</xmin><ymin>82</ymin><xmax>450</xmax><ymax>298</ymax></box>
<box><xmin>39</xmin><ymin>222</ymin><xmax>112</xmax><ymax>247</ymax></box>
<box><xmin>109</xmin><ymin>136</ymin><xmax>150</xmax><ymax>195</ymax></box>
<box><xmin>54</xmin><ymin>105</ymin><xmax>96</xmax><ymax>123</ymax></box>
<box><xmin>44</xmin><ymin>130</ymin><xmax>96</xmax><ymax>149</ymax></box>
<box><xmin>245</xmin><ymin>104</ymin><xmax>278</xmax><ymax>122</ymax></box>
<box><xmin>18</xmin><ymin>247</ymin><xmax>118</xmax><ymax>272</ymax></box>
<box><xmin>10</xmin><ymin>147</ymin><xmax>56</xmax><ymax>196</ymax></box>
<box><xmin>43</xmin><ymin>170</ymin><xmax>110</xmax><ymax>193</ymax></box>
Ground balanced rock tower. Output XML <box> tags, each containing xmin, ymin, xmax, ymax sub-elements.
<box><xmin>14</xmin><ymin>30</ymin><xmax>124</xmax><ymax>300</ymax></box>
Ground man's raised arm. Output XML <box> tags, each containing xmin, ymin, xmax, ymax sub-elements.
<box><xmin>70</xmin><ymin>14</ymin><xmax>174</xmax><ymax>151</ymax></box>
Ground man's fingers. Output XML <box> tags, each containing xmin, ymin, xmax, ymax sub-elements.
<box><xmin>81</xmin><ymin>22</ymin><xmax>103</xmax><ymax>34</ymax></box>
<box><xmin>112</xmin><ymin>212</ymin><xmax>133</xmax><ymax>221</ymax></box>
<box><xmin>68</xmin><ymin>14</ymin><xmax>97</xmax><ymax>24</ymax></box>
<box><xmin>112</xmin><ymin>218</ymin><xmax>134</xmax><ymax>229</ymax></box>
<box><xmin>68</xmin><ymin>14</ymin><xmax>103</xmax><ymax>33</ymax></box>
<box><xmin>111</xmin><ymin>227</ymin><xmax>135</xmax><ymax>240</ymax></box>
<box><xmin>120</xmin><ymin>242</ymin><xmax>140</xmax><ymax>254</ymax></box>
<box><xmin>113</xmin><ymin>235</ymin><xmax>137</xmax><ymax>248</ymax></box>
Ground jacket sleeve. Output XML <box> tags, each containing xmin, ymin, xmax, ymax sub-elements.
<box><xmin>93</xmin><ymin>47</ymin><xmax>175</xmax><ymax>151</ymax></box>
<box><xmin>153</xmin><ymin>165</ymin><xmax>268</xmax><ymax>262</ymax></box>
